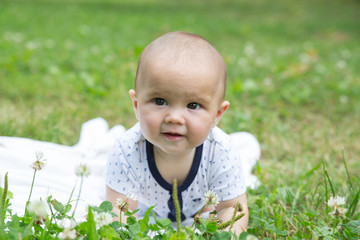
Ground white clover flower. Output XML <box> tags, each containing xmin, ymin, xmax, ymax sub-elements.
<box><xmin>336</xmin><ymin>60</ymin><xmax>346</xmax><ymax>70</ymax></box>
<box><xmin>32</xmin><ymin>160</ymin><xmax>46</xmax><ymax>171</ymax></box>
<box><xmin>329</xmin><ymin>207</ymin><xmax>347</xmax><ymax>217</ymax></box>
<box><xmin>26</xmin><ymin>41</ymin><xmax>40</xmax><ymax>50</ymax></box>
<box><xmin>339</xmin><ymin>95</ymin><xmax>349</xmax><ymax>104</ymax></box>
<box><xmin>75</xmin><ymin>164</ymin><xmax>91</xmax><ymax>177</ymax></box>
<box><xmin>58</xmin><ymin>218</ymin><xmax>77</xmax><ymax>239</ymax></box>
<box><xmin>115</xmin><ymin>193</ymin><xmax>137</xmax><ymax>213</ymax></box>
<box><xmin>27</xmin><ymin>200</ymin><xmax>49</xmax><ymax>218</ymax></box>
<box><xmin>32</xmin><ymin>151</ymin><xmax>46</xmax><ymax>170</ymax></box>
<box><xmin>328</xmin><ymin>196</ymin><xmax>347</xmax><ymax>218</ymax></box>
<box><xmin>246</xmin><ymin>234</ymin><xmax>259</xmax><ymax>240</ymax></box>
<box><xmin>244</xmin><ymin>42</ymin><xmax>256</xmax><ymax>57</ymax></box>
<box><xmin>58</xmin><ymin>218</ymin><xmax>77</xmax><ymax>229</ymax></box>
<box><xmin>126</xmin><ymin>192</ymin><xmax>138</xmax><ymax>201</ymax></box>
<box><xmin>59</xmin><ymin>228</ymin><xmax>77</xmax><ymax>240</ymax></box>
<box><xmin>327</xmin><ymin>196</ymin><xmax>346</xmax><ymax>208</ymax></box>
<box><xmin>93</xmin><ymin>212</ymin><xmax>113</xmax><ymax>229</ymax></box>
<box><xmin>203</xmin><ymin>190</ymin><xmax>220</xmax><ymax>206</ymax></box>
<box><xmin>116</xmin><ymin>198</ymin><xmax>129</xmax><ymax>212</ymax></box>
<box><xmin>115</xmin><ymin>198</ymin><xmax>125</xmax><ymax>206</ymax></box>
<box><xmin>4</xmin><ymin>31</ymin><xmax>24</xmax><ymax>43</ymax></box>
<box><xmin>36</xmin><ymin>150</ymin><xmax>44</xmax><ymax>160</ymax></box>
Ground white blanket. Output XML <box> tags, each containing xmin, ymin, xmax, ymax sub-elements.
<box><xmin>0</xmin><ymin>118</ymin><xmax>260</xmax><ymax>219</ymax></box>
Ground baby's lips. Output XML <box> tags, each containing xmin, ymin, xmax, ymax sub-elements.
<box><xmin>162</xmin><ymin>132</ymin><xmax>185</xmax><ymax>141</ymax></box>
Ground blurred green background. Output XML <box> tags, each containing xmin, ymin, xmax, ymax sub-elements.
<box><xmin>1</xmin><ymin>0</ymin><xmax>359</xmax><ymax>183</ymax></box>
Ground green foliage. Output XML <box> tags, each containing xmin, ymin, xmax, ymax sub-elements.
<box><xmin>87</xmin><ymin>207</ymin><xmax>98</xmax><ymax>240</ymax></box>
<box><xmin>0</xmin><ymin>165</ymin><xmax>248</xmax><ymax>239</ymax></box>
<box><xmin>246</xmin><ymin>159</ymin><xmax>360</xmax><ymax>239</ymax></box>
<box><xmin>1</xmin><ymin>158</ymin><xmax>359</xmax><ymax>239</ymax></box>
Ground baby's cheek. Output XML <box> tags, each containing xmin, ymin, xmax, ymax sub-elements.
<box><xmin>141</xmin><ymin>114</ymin><xmax>160</xmax><ymax>134</ymax></box>
<box><xmin>189</xmin><ymin>122</ymin><xmax>211</xmax><ymax>144</ymax></box>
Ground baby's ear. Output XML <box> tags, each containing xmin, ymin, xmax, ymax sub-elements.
<box><xmin>129</xmin><ymin>89</ymin><xmax>139</xmax><ymax>120</ymax></box>
<box><xmin>212</xmin><ymin>100</ymin><xmax>229</xmax><ymax>128</ymax></box>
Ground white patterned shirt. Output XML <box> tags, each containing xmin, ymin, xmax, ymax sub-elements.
<box><xmin>105</xmin><ymin>123</ymin><xmax>246</xmax><ymax>221</ymax></box>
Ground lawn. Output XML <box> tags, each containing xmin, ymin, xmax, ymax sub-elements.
<box><xmin>1</xmin><ymin>0</ymin><xmax>359</xmax><ymax>238</ymax></box>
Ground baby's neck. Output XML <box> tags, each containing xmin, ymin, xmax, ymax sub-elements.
<box><xmin>153</xmin><ymin>147</ymin><xmax>196</xmax><ymax>186</ymax></box>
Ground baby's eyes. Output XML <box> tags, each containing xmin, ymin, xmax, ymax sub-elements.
<box><xmin>187</xmin><ymin>102</ymin><xmax>201</xmax><ymax>110</ymax></box>
<box><xmin>153</xmin><ymin>99</ymin><xmax>200</xmax><ymax>109</ymax></box>
<box><xmin>154</xmin><ymin>98</ymin><xmax>167</xmax><ymax>106</ymax></box>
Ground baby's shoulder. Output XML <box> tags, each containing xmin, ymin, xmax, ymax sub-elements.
<box><xmin>204</xmin><ymin>127</ymin><xmax>236</xmax><ymax>159</ymax></box>
<box><xmin>204</xmin><ymin>127</ymin><xmax>240</xmax><ymax>170</ymax></box>
<box><xmin>207</xmin><ymin>126</ymin><xmax>231</xmax><ymax>148</ymax></box>
<box><xmin>114</xmin><ymin>122</ymin><xmax>145</xmax><ymax>153</ymax></box>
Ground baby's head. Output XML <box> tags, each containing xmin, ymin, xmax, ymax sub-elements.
<box><xmin>134</xmin><ymin>31</ymin><xmax>227</xmax><ymax>101</ymax></box>
<box><xmin>130</xmin><ymin>32</ymin><xmax>229</xmax><ymax>154</ymax></box>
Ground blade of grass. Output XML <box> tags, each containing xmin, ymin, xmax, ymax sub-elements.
<box><xmin>347</xmin><ymin>187</ymin><xmax>360</xmax><ymax>218</ymax></box>
<box><xmin>341</xmin><ymin>149</ymin><xmax>353</xmax><ymax>190</ymax></box>
<box><xmin>322</xmin><ymin>160</ymin><xmax>335</xmax><ymax>197</ymax></box>
<box><xmin>87</xmin><ymin>207</ymin><xmax>97</xmax><ymax>240</ymax></box>
<box><xmin>0</xmin><ymin>173</ymin><xmax>8</xmax><ymax>230</ymax></box>
<box><xmin>298</xmin><ymin>162</ymin><xmax>321</xmax><ymax>182</ymax></box>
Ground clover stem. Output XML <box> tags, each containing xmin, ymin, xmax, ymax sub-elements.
<box><xmin>217</xmin><ymin>213</ymin><xmax>245</xmax><ymax>231</ymax></box>
<box><xmin>25</xmin><ymin>169</ymin><xmax>37</xmax><ymax>216</ymax></box>
<box><xmin>66</xmin><ymin>176</ymin><xmax>78</xmax><ymax>207</ymax></box>
<box><xmin>72</xmin><ymin>176</ymin><xmax>84</xmax><ymax>218</ymax></box>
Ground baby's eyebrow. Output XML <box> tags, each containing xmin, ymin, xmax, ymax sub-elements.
<box><xmin>144</xmin><ymin>89</ymin><xmax>165</xmax><ymax>97</ymax></box>
<box><xmin>185</xmin><ymin>96</ymin><xmax>211</xmax><ymax>104</ymax></box>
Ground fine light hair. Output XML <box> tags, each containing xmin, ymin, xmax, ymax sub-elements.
<box><xmin>134</xmin><ymin>31</ymin><xmax>227</xmax><ymax>99</ymax></box>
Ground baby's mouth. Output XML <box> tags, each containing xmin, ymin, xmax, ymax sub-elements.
<box><xmin>162</xmin><ymin>132</ymin><xmax>184</xmax><ymax>141</ymax></box>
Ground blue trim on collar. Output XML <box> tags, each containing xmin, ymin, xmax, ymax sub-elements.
<box><xmin>146</xmin><ymin>140</ymin><xmax>203</xmax><ymax>221</ymax></box>
<box><xmin>146</xmin><ymin>140</ymin><xmax>203</xmax><ymax>191</ymax></box>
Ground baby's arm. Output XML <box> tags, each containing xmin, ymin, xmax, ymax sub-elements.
<box><xmin>215</xmin><ymin>193</ymin><xmax>249</xmax><ymax>236</ymax></box>
<box><xmin>105</xmin><ymin>186</ymin><xmax>138</xmax><ymax>223</ymax></box>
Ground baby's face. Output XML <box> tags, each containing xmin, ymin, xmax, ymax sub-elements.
<box><xmin>130</xmin><ymin>57</ymin><xmax>228</xmax><ymax>156</ymax></box>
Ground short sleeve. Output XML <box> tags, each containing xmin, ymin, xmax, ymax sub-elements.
<box><xmin>207</xmin><ymin>132</ymin><xmax>246</xmax><ymax>201</ymax></box>
<box><xmin>105</xmin><ymin>124</ymin><xmax>145</xmax><ymax>196</ymax></box>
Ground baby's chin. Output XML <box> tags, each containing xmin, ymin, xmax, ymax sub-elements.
<box><xmin>152</xmin><ymin>141</ymin><xmax>198</xmax><ymax>156</ymax></box>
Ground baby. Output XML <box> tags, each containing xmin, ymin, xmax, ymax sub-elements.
<box><xmin>106</xmin><ymin>31</ymin><xmax>259</xmax><ymax>234</ymax></box>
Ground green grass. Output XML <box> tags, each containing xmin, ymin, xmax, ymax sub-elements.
<box><xmin>1</xmin><ymin>0</ymin><xmax>359</xmax><ymax>238</ymax></box>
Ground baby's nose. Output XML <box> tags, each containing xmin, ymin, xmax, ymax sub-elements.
<box><xmin>164</xmin><ymin>108</ymin><xmax>185</xmax><ymax>125</ymax></box>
